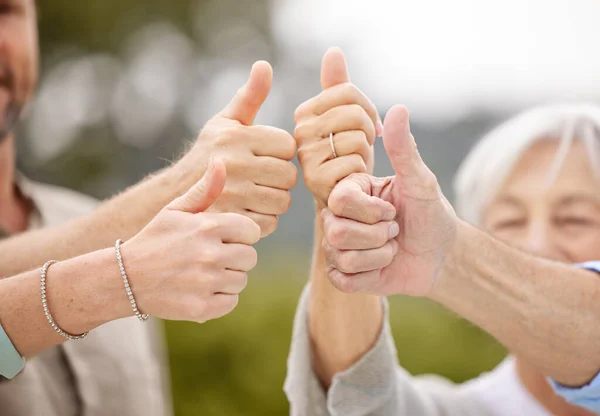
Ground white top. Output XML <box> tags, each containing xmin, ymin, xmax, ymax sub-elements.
<box><xmin>461</xmin><ymin>357</ymin><xmax>551</xmax><ymax>416</ymax></box>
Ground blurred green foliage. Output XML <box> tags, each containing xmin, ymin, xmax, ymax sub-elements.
<box><xmin>165</xmin><ymin>264</ymin><xmax>506</xmax><ymax>416</ymax></box>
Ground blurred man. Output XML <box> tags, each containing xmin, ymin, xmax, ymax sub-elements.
<box><xmin>0</xmin><ymin>0</ymin><xmax>296</xmax><ymax>414</ymax></box>
<box><xmin>286</xmin><ymin>100</ymin><xmax>600</xmax><ymax>414</ymax></box>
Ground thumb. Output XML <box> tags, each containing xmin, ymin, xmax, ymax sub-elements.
<box><xmin>383</xmin><ymin>106</ymin><xmax>439</xmax><ymax>199</ymax></box>
<box><xmin>383</xmin><ymin>105</ymin><xmax>421</xmax><ymax>177</ymax></box>
<box><xmin>167</xmin><ymin>158</ymin><xmax>226</xmax><ymax>213</ymax></box>
<box><xmin>219</xmin><ymin>61</ymin><xmax>272</xmax><ymax>126</ymax></box>
<box><xmin>321</xmin><ymin>46</ymin><xmax>350</xmax><ymax>90</ymax></box>
<box><xmin>321</xmin><ymin>47</ymin><xmax>383</xmax><ymax>135</ymax></box>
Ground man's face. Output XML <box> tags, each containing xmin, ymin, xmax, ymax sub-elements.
<box><xmin>0</xmin><ymin>0</ymin><xmax>38</xmax><ymax>142</ymax></box>
<box><xmin>483</xmin><ymin>139</ymin><xmax>600</xmax><ymax>264</ymax></box>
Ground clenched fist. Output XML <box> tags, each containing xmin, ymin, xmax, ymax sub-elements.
<box><xmin>322</xmin><ymin>106</ymin><xmax>458</xmax><ymax>296</ymax></box>
<box><xmin>179</xmin><ymin>61</ymin><xmax>298</xmax><ymax>237</ymax></box>
<box><xmin>294</xmin><ymin>47</ymin><xmax>382</xmax><ymax>209</ymax></box>
<box><xmin>122</xmin><ymin>159</ymin><xmax>261</xmax><ymax>323</ymax></box>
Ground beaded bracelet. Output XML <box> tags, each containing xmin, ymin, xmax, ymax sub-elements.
<box><xmin>41</xmin><ymin>260</ymin><xmax>89</xmax><ymax>340</ymax></box>
<box><xmin>115</xmin><ymin>240</ymin><xmax>148</xmax><ymax>322</ymax></box>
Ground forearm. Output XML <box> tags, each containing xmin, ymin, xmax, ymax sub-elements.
<box><xmin>431</xmin><ymin>220</ymin><xmax>600</xmax><ymax>386</ymax></box>
<box><xmin>308</xmin><ymin>212</ymin><xmax>383</xmax><ymax>388</ymax></box>
<box><xmin>0</xmin><ymin>159</ymin><xmax>200</xmax><ymax>277</ymax></box>
<box><xmin>0</xmin><ymin>247</ymin><xmax>130</xmax><ymax>357</ymax></box>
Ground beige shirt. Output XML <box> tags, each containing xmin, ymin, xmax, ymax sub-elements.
<box><xmin>0</xmin><ymin>177</ymin><xmax>172</xmax><ymax>416</ymax></box>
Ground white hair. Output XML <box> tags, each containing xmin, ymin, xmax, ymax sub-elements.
<box><xmin>453</xmin><ymin>103</ymin><xmax>600</xmax><ymax>226</ymax></box>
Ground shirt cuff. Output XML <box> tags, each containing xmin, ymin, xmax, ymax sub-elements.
<box><xmin>546</xmin><ymin>261</ymin><xmax>600</xmax><ymax>414</ymax></box>
<box><xmin>548</xmin><ymin>373</ymin><xmax>600</xmax><ymax>414</ymax></box>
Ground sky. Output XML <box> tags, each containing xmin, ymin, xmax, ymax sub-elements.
<box><xmin>272</xmin><ymin>0</ymin><xmax>600</xmax><ymax>122</ymax></box>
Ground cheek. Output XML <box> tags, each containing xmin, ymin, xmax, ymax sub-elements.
<box><xmin>1</xmin><ymin>17</ymin><xmax>38</xmax><ymax>102</ymax></box>
<box><xmin>19</xmin><ymin>22</ymin><xmax>38</xmax><ymax>100</ymax></box>
<box><xmin>557</xmin><ymin>231</ymin><xmax>600</xmax><ymax>263</ymax></box>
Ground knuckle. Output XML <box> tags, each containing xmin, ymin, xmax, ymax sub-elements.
<box><xmin>329</xmin><ymin>188</ymin><xmax>352</xmax><ymax>214</ymax></box>
<box><xmin>237</xmin><ymin>246</ymin><xmax>258</xmax><ymax>271</ymax></box>
<box><xmin>378</xmin><ymin>225</ymin><xmax>391</xmax><ymax>246</ymax></box>
<box><xmin>349</xmin><ymin>154</ymin><xmax>368</xmax><ymax>174</ymax></box>
<box><xmin>421</xmin><ymin>170</ymin><xmax>440</xmax><ymax>193</ymax></box>
<box><xmin>328</xmin><ymin>269</ymin><xmax>356</xmax><ymax>293</ymax></box>
<box><xmin>219</xmin><ymin>125</ymin><xmax>244</xmax><ymax>146</ymax></box>
<box><xmin>338</xmin><ymin>251</ymin><xmax>360</xmax><ymax>273</ymax></box>
<box><xmin>348</xmin><ymin>104</ymin><xmax>365</xmax><ymax>123</ymax></box>
<box><xmin>188</xmin><ymin>299</ymin><xmax>208</xmax><ymax>323</ymax></box>
<box><xmin>200</xmin><ymin>246</ymin><xmax>222</xmax><ymax>266</ymax></box>
<box><xmin>284</xmin><ymin>163</ymin><xmax>299</xmax><ymax>189</ymax></box>
<box><xmin>259</xmin><ymin>215</ymin><xmax>278</xmax><ymax>237</ymax></box>
<box><xmin>197</xmin><ymin>218</ymin><xmax>220</xmax><ymax>234</ymax></box>
<box><xmin>241</xmin><ymin>216</ymin><xmax>261</xmax><ymax>243</ymax></box>
<box><xmin>226</xmin><ymin>295</ymin><xmax>240</xmax><ymax>313</ymax></box>
<box><xmin>282</xmin><ymin>133</ymin><xmax>298</xmax><ymax>160</ymax></box>
<box><xmin>238</xmin><ymin>273</ymin><xmax>249</xmax><ymax>292</ymax></box>
<box><xmin>280</xmin><ymin>191</ymin><xmax>292</xmax><ymax>213</ymax></box>
<box><xmin>293</xmin><ymin>122</ymin><xmax>310</xmax><ymax>142</ymax></box>
<box><xmin>327</xmin><ymin>222</ymin><xmax>348</xmax><ymax>248</ymax></box>
<box><xmin>341</xmin><ymin>83</ymin><xmax>361</xmax><ymax>102</ymax></box>
<box><xmin>294</xmin><ymin>102</ymin><xmax>310</xmax><ymax>124</ymax></box>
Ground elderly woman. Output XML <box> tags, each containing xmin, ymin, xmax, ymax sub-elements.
<box><xmin>286</xmin><ymin>101</ymin><xmax>600</xmax><ymax>415</ymax></box>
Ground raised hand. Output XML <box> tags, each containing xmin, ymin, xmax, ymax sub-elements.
<box><xmin>121</xmin><ymin>159</ymin><xmax>261</xmax><ymax>323</ymax></box>
<box><xmin>323</xmin><ymin>105</ymin><xmax>458</xmax><ymax>296</ymax></box>
<box><xmin>180</xmin><ymin>61</ymin><xmax>298</xmax><ymax>237</ymax></box>
<box><xmin>294</xmin><ymin>47</ymin><xmax>382</xmax><ymax>208</ymax></box>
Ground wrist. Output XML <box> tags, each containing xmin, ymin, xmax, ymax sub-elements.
<box><xmin>170</xmin><ymin>153</ymin><xmax>207</xmax><ymax>196</ymax></box>
<box><xmin>50</xmin><ymin>247</ymin><xmax>133</xmax><ymax>333</ymax></box>
<box><xmin>428</xmin><ymin>218</ymin><xmax>473</xmax><ymax>303</ymax></box>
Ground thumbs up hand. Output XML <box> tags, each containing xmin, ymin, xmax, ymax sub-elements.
<box><xmin>294</xmin><ymin>47</ymin><xmax>383</xmax><ymax>208</ymax></box>
<box><xmin>181</xmin><ymin>61</ymin><xmax>298</xmax><ymax>237</ymax></box>
<box><xmin>119</xmin><ymin>158</ymin><xmax>261</xmax><ymax>323</ymax></box>
<box><xmin>322</xmin><ymin>106</ymin><xmax>458</xmax><ymax>297</ymax></box>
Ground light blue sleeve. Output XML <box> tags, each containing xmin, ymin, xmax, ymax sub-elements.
<box><xmin>0</xmin><ymin>319</ymin><xmax>25</xmax><ymax>379</ymax></box>
<box><xmin>548</xmin><ymin>261</ymin><xmax>600</xmax><ymax>414</ymax></box>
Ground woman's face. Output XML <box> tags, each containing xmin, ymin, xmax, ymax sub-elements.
<box><xmin>483</xmin><ymin>139</ymin><xmax>600</xmax><ymax>263</ymax></box>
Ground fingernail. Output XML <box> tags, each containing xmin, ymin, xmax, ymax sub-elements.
<box><xmin>376</xmin><ymin>119</ymin><xmax>384</xmax><ymax>136</ymax></box>
<box><xmin>389</xmin><ymin>222</ymin><xmax>400</xmax><ymax>239</ymax></box>
<box><xmin>383</xmin><ymin>210</ymin><xmax>396</xmax><ymax>221</ymax></box>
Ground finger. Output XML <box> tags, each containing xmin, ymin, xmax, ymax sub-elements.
<box><xmin>251</xmin><ymin>157</ymin><xmax>298</xmax><ymax>190</ymax></box>
<box><xmin>307</xmin><ymin>154</ymin><xmax>368</xmax><ymax>203</ymax></box>
<box><xmin>323</xmin><ymin>239</ymin><xmax>398</xmax><ymax>274</ymax></box>
<box><xmin>244</xmin><ymin>186</ymin><xmax>291</xmax><ymax>216</ymax></box>
<box><xmin>248</xmin><ymin>125</ymin><xmax>297</xmax><ymax>161</ymax></box>
<box><xmin>203</xmin><ymin>213</ymin><xmax>261</xmax><ymax>244</ymax></box>
<box><xmin>328</xmin><ymin>131</ymin><xmax>372</xmax><ymax>162</ymax></box>
<box><xmin>214</xmin><ymin>270</ymin><xmax>248</xmax><ymax>295</ymax></box>
<box><xmin>244</xmin><ymin>211</ymin><xmax>278</xmax><ymax>238</ymax></box>
<box><xmin>321</xmin><ymin>46</ymin><xmax>350</xmax><ymax>89</ymax></box>
<box><xmin>327</xmin><ymin>268</ymin><xmax>382</xmax><ymax>294</ymax></box>
<box><xmin>295</xmin><ymin>83</ymin><xmax>379</xmax><ymax>132</ymax></box>
<box><xmin>297</xmin><ymin>131</ymin><xmax>371</xmax><ymax>167</ymax></box>
<box><xmin>222</xmin><ymin>243</ymin><xmax>258</xmax><ymax>272</ymax></box>
<box><xmin>328</xmin><ymin>177</ymin><xmax>396</xmax><ymax>224</ymax></box>
<box><xmin>295</xmin><ymin>104</ymin><xmax>376</xmax><ymax>146</ymax></box>
<box><xmin>322</xmin><ymin>209</ymin><xmax>399</xmax><ymax>250</ymax></box>
<box><xmin>219</xmin><ymin>61</ymin><xmax>272</xmax><ymax>126</ymax></box>
<box><xmin>205</xmin><ymin>294</ymin><xmax>239</xmax><ymax>321</ymax></box>
<box><xmin>168</xmin><ymin>158</ymin><xmax>226</xmax><ymax>213</ymax></box>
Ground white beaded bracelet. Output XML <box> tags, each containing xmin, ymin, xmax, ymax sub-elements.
<box><xmin>41</xmin><ymin>260</ymin><xmax>89</xmax><ymax>340</ymax></box>
<box><xmin>115</xmin><ymin>240</ymin><xmax>149</xmax><ymax>322</ymax></box>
